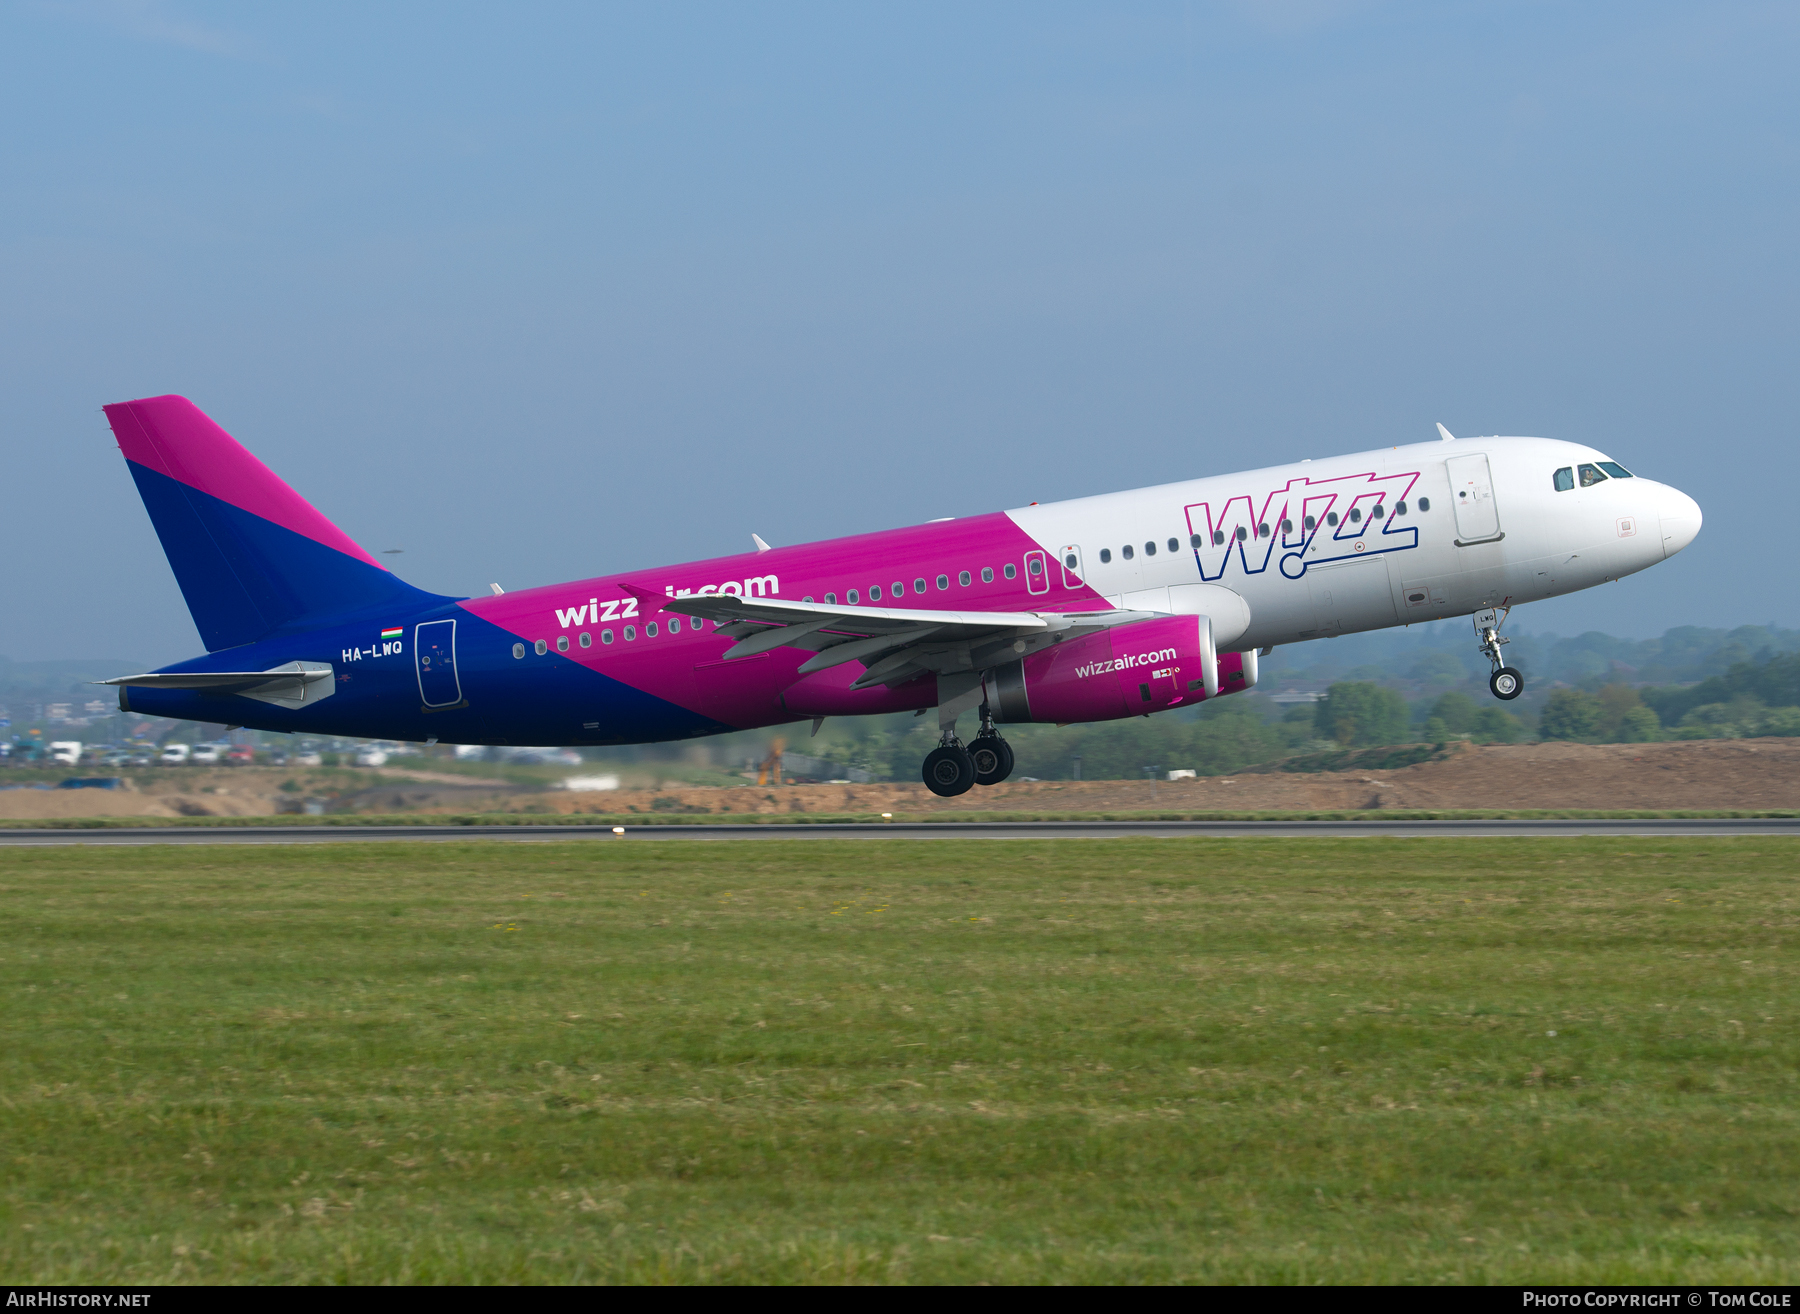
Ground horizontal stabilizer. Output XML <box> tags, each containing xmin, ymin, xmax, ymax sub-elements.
<box><xmin>100</xmin><ymin>661</ymin><xmax>336</xmax><ymax>710</ymax></box>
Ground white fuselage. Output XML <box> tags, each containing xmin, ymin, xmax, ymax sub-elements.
<box><xmin>1010</xmin><ymin>435</ymin><xmax>1702</xmax><ymax>651</ymax></box>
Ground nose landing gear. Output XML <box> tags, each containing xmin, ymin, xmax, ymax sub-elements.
<box><xmin>1476</xmin><ymin>605</ymin><xmax>1524</xmax><ymax>700</ymax></box>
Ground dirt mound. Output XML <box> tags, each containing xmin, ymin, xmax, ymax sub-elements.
<box><xmin>1</xmin><ymin>739</ymin><xmax>1794</xmax><ymax>820</ymax></box>
<box><xmin>470</xmin><ymin>738</ymin><xmax>1800</xmax><ymax>817</ymax></box>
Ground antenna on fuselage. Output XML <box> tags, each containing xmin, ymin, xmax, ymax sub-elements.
<box><xmin>752</xmin><ymin>534</ymin><xmax>772</xmax><ymax>553</ymax></box>
<box><xmin>1436</xmin><ymin>423</ymin><xmax>1456</xmax><ymax>442</ymax></box>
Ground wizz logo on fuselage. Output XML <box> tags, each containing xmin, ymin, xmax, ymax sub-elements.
<box><xmin>1184</xmin><ymin>470</ymin><xmax>1421</xmax><ymax>582</ymax></box>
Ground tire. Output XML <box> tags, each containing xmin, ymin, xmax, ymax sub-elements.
<box><xmin>922</xmin><ymin>744</ymin><xmax>976</xmax><ymax>797</ymax></box>
<box><xmin>969</xmin><ymin>735</ymin><xmax>1014</xmax><ymax>786</ymax></box>
<box><xmin>1489</xmin><ymin>668</ymin><xmax>1524</xmax><ymax>700</ymax></box>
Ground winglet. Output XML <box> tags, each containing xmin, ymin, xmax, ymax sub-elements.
<box><xmin>1436</xmin><ymin>423</ymin><xmax>1456</xmax><ymax>442</ymax></box>
<box><xmin>752</xmin><ymin>533</ymin><xmax>772</xmax><ymax>553</ymax></box>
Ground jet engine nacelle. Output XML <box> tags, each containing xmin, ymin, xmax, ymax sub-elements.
<box><xmin>986</xmin><ymin>614</ymin><xmax>1256</xmax><ymax>725</ymax></box>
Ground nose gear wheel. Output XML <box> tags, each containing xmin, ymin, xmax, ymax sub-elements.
<box><xmin>1489</xmin><ymin>668</ymin><xmax>1524</xmax><ymax>700</ymax></box>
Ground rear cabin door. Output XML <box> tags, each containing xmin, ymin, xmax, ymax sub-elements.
<box><xmin>415</xmin><ymin>619</ymin><xmax>463</xmax><ymax>708</ymax></box>
<box><xmin>1445</xmin><ymin>453</ymin><xmax>1502</xmax><ymax>542</ymax></box>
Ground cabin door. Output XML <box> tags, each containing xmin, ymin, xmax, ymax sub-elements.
<box><xmin>415</xmin><ymin>619</ymin><xmax>463</xmax><ymax>708</ymax></box>
<box><xmin>1445</xmin><ymin>453</ymin><xmax>1502</xmax><ymax>543</ymax></box>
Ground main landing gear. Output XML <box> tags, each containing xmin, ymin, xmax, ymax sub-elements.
<box><xmin>922</xmin><ymin>702</ymin><xmax>1014</xmax><ymax>798</ymax></box>
<box><xmin>1476</xmin><ymin>605</ymin><xmax>1524</xmax><ymax>701</ymax></box>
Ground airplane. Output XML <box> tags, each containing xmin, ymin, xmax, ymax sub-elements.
<box><xmin>98</xmin><ymin>397</ymin><xmax>1702</xmax><ymax>796</ymax></box>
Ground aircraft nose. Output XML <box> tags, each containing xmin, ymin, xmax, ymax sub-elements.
<box><xmin>1657</xmin><ymin>486</ymin><xmax>1702</xmax><ymax>559</ymax></box>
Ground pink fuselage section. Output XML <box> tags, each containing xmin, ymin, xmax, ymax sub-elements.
<box><xmin>459</xmin><ymin>512</ymin><xmax>1107</xmax><ymax>732</ymax></box>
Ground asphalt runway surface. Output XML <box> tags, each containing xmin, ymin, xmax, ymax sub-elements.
<box><xmin>0</xmin><ymin>818</ymin><xmax>1794</xmax><ymax>845</ymax></box>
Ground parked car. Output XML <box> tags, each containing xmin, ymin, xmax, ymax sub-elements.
<box><xmin>190</xmin><ymin>744</ymin><xmax>222</xmax><ymax>765</ymax></box>
<box><xmin>160</xmin><ymin>744</ymin><xmax>192</xmax><ymax>765</ymax></box>
<box><xmin>292</xmin><ymin>751</ymin><xmax>323</xmax><ymax>767</ymax></box>
<box><xmin>226</xmin><ymin>745</ymin><xmax>256</xmax><ymax>765</ymax></box>
<box><xmin>266</xmin><ymin>750</ymin><xmax>289</xmax><ymax>766</ymax></box>
<box><xmin>128</xmin><ymin>753</ymin><xmax>154</xmax><ymax>768</ymax></box>
<box><xmin>353</xmin><ymin>745</ymin><xmax>388</xmax><ymax>768</ymax></box>
<box><xmin>49</xmin><ymin>741</ymin><xmax>83</xmax><ymax>766</ymax></box>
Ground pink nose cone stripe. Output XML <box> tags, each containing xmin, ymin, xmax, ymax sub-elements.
<box><xmin>457</xmin><ymin>512</ymin><xmax>1110</xmax><ymax>730</ymax></box>
<box><xmin>104</xmin><ymin>395</ymin><xmax>388</xmax><ymax>572</ymax></box>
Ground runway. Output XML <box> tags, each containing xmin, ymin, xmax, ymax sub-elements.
<box><xmin>0</xmin><ymin>817</ymin><xmax>1794</xmax><ymax>845</ymax></box>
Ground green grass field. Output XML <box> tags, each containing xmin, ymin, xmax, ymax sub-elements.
<box><xmin>1</xmin><ymin>837</ymin><xmax>1795</xmax><ymax>1284</ymax></box>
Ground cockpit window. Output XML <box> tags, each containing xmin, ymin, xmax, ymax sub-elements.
<box><xmin>1596</xmin><ymin>460</ymin><xmax>1634</xmax><ymax>479</ymax></box>
<box><xmin>1554</xmin><ymin>467</ymin><xmax>1574</xmax><ymax>492</ymax></box>
<box><xmin>1578</xmin><ymin>463</ymin><xmax>1607</xmax><ymax>487</ymax></box>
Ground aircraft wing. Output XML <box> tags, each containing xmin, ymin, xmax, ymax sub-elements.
<box><xmin>639</xmin><ymin>586</ymin><xmax>1156</xmax><ymax>690</ymax></box>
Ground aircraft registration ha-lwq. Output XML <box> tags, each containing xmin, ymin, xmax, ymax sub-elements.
<box><xmin>100</xmin><ymin>397</ymin><xmax>1702</xmax><ymax>796</ymax></box>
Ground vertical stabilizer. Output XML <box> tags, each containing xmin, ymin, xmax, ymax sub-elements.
<box><xmin>105</xmin><ymin>395</ymin><xmax>444</xmax><ymax>651</ymax></box>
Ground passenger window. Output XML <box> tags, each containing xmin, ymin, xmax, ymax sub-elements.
<box><xmin>534</xmin><ymin>639</ymin><xmax>548</xmax><ymax>655</ymax></box>
<box><xmin>915</xmin><ymin>578</ymin><xmax>927</xmax><ymax>594</ymax></box>
<box><xmin>512</xmin><ymin>642</ymin><xmax>525</xmax><ymax>659</ymax></box>
<box><xmin>555</xmin><ymin>634</ymin><xmax>568</xmax><ymax>652</ymax></box>
<box><xmin>959</xmin><ymin>570</ymin><xmax>972</xmax><ymax>586</ymax></box>
<box><xmin>893</xmin><ymin>581</ymin><xmax>905</xmax><ymax>597</ymax></box>
<box><xmin>936</xmin><ymin>574</ymin><xmax>950</xmax><ymax>589</ymax></box>
<box><xmin>1144</xmin><ymin>541</ymin><xmax>1156</xmax><ymax>556</ymax></box>
<box><xmin>1394</xmin><ymin>501</ymin><xmax>1407</xmax><ymax>515</ymax></box>
<box><xmin>1418</xmin><ymin>496</ymin><xmax>1431</xmax><ymax>511</ymax></box>
<box><xmin>1304</xmin><ymin>515</ymin><xmax>1316</xmax><ymax>531</ymax></box>
<box><xmin>623</xmin><ymin>625</ymin><xmax>636</xmax><ymax>641</ymax></box>
<box><xmin>1349</xmin><ymin>507</ymin><xmax>1362</xmax><ymax>523</ymax></box>
<box><xmin>981</xmin><ymin>567</ymin><xmax>993</xmax><ymax>583</ymax></box>
<box><xmin>1257</xmin><ymin>523</ymin><xmax>1271</xmax><ymax>537</ymax></box>
<box><xmin>1371</xmin><ymin>504</ymin><xmax>1384</xmax><ymax>519</ymax></box>
<box><xmin>1189</xmin><ymin>534</ymin><xmax>1202</xmax><ymax>549</ymax></box>
<box><xmin>1233</xmin><ymin>528</ymin><xmax>1246</xmax><ymax>542</ymax></box>
<box><xmin>1280</xmin><ymin>519</ymin><xmax>1293</xmax><ymax>534</ymax></box>
<box><xmin>803</xmin><ymin>595</ymin><xmax>814</xmax><ymax>603</ymax></box>
<box><xmin>1099</xmin><ymin>549</ymin><xmax>1112</xmax><ymax>563</ymax></box>
<box><xmin>825</xmin><ymin>592</ymin><xmax>837</xmax><ymax>605</ymax></box>
<box><xmin>1553</xmin><ymin>467</ymin><xmax>1574</xmax><ymax>492</ymax></box>
<box><xmin>1167</xmin><ymin>537</ymin><xmax>1179</xmax><ymax>553</ymax></box>
<box><xmin>1596</xmin><ymin>460</ymin><xmax>1634</xmax><ymax>478</ymax></box>
<box><xmin>868</xmin><ymin>585</ymin><xmax>881</xmax><ymax>601</ymax></box>
<box><xmin>1326</xmin><ymin>512</ymin><xmax>1339</xmax><ymax>526</ymax></box>
<box><xmin>1579</xmin><ymin>463</ymin><xmax>1607</xmax><ymax>487</ymax></box>
<box><xmin>1003</xmin><ymin>564</ymin><xmax>1016</xmax><ymax>579</ymax></box>
<box><xmin>601</xmin><ymin>629</ymin><xmax>614</xmax><ymax>644</ymax></box>
<box><xmin>1212</xmin><ymin>531</ymin><xmax>1225</xmax><ymax>546</ymax></box>
<box><xmin>668</xmin><ymin>618</ymin><xmax>680</xmax><ymax>634</ymax></box>
<box><xmin>846</xmin><ymin>589</ymin><xmax>858</xmax><ymax>604</ymax></box>
<box><xmin>646</xmin><ymin>622</ymin><xmax>658</xmax><ymax>637</ymax></box>
<box><xmin>1122</xmin><ymin>545</ymin><xmax>1135</xmax><ymax>560</ymax></box>
<box><xmin>579</xmin><ymin>632</ymin><xmax>592</xmax><ymax>648</ymax></box>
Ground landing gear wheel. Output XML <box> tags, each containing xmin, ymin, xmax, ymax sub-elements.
<box><xmin>969</xmin><ymin>735</ymin><xmax>1014</xmax><ymax>787</ymax></box>
<box><xmin>923</xmin><ymin>743</ymin><xmax>976</xmax><ymax>797</ymax></box>
<box><xmin>1489</xmin><ymin>668</ymin><xmax>1524</xmax><ymax>700</ymax></box>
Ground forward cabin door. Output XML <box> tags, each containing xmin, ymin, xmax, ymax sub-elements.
<box><xmin>415</xmin><ymin>619</ymin><xmax>463</xmax><ymax>708</ymax></box>
<box><xmin>1445</xmin><ymin>453</ymin><xmax>1502</xmax><ymax>543</ymax></box>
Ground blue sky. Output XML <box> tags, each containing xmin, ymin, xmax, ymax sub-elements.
<box><xmin>3</xmin><ymin>1</ymin><xmax>1795</xmax><ymax>662</ymax></box>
